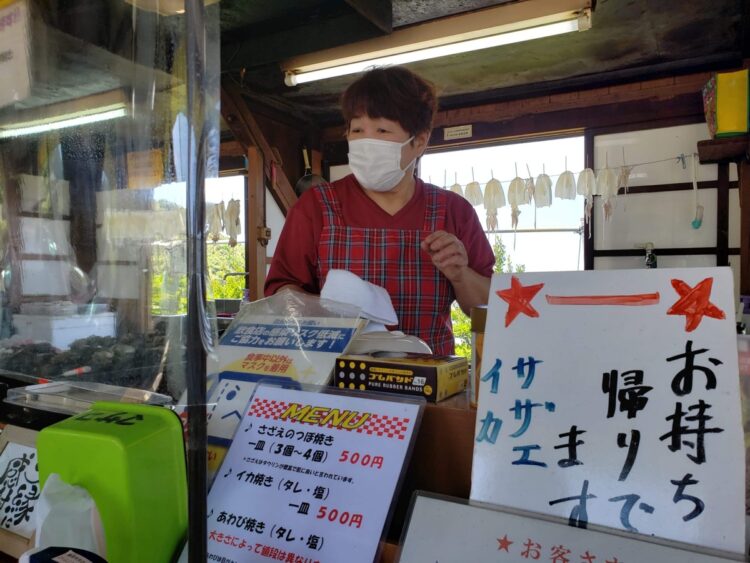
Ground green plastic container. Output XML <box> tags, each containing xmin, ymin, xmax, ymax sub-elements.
<box><xmin>37</xmin><ymin>401</ymin><xmax>187</xmax><ymax>563</ymax></box>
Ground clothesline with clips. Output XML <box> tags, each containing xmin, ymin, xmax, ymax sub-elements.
<box><xmin>434</xmin><ymin>150</ymin><xmax>706</xmax><ymax>234</ymax></box>
<box><xmin>427</xmin><ymin>152</ymin><xmax>701</xmax><ymax>188</ymax></box>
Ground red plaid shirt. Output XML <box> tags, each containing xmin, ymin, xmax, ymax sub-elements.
<box><xmin>265</xmin><ymin>175</ymin><xmax>495</xmax><ymax>355</ymax></box>
<box><xmin>315</xmin><ymin>183</ymin><xmax>455</xmax><ymax>354</ymax></box>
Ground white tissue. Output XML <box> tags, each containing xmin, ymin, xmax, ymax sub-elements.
<box><xmin>320</xmin><ymin>270</ymin><xmax>398</xmax><ymax>326</ymax></box>
<box><xmin>31</xmin><ymin>474</ymin><xmax>107</xmax><ymax>557</ymax></box>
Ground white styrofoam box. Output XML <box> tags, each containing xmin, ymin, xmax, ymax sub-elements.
<box><xmin>96</xmin><ymin>264</ymin><xmax>140</xmax><ymax>299</ymax></box>
<box><xmin>593</xmin><ymin>189</ymin><xmax>718</xmax><ymax>250</ymax></box>
<box><xmin>96</xmin><ymin>228</ymin><xmax>140</xmax><ymax>262</ymax></box>
<box><xmin>20</xmin><ymin>301</ymin><xmax>78</xmax><ymax>316</ymax></box>
<box><xmin>20</xmin><ymin>217</ymin><xmax>71</xmax><ymax>256</ymax></box>
<box><xmin>594</xmin><ymin>123</ymin><xmax>738</xmax><ymax>187</ymax></box>
<box><xmin>18</xmin><ymin>174</ymin><xmax>70</xmax><ymax>215</ymax></box>
<box><xmin>21</xmin><ymin>260</ymin><xmax>71</xmax><ymax>296</ymax></box>
<box><xmin>96</xmin><ymin>183</ymin><xmax>186</xmax><ymax>225</ymax></box>
<box><xmin>13</xmin><ymin>313</ymin><xmax>116</xmax><ymax>350</ymax></box>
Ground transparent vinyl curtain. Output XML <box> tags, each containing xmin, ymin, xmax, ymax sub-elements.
<box><xmin>0</xmin><ymin>0</ymin><xmax>219</xmax><ymax>559</ymax></box>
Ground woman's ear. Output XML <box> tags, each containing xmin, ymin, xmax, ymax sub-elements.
<box><xmin>413</xmin><ymin>131</ymin><xmax>430</xmax><ymax>156</ymax></box>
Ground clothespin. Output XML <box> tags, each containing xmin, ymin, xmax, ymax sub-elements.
<box><xmin>677</xmin><ymin>153</ymin><xmax>687</xmax><ymax>169</ymax></box>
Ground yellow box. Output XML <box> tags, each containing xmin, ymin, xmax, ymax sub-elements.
<box><xmin>703</xmin><ymin>69</ymin><xmax>749</xmax><ymax>137</ymax></box>
<box><xmin>334</xmin><ymin>353</ymin><xmax>468</xmax><ymax>402</ymax></box>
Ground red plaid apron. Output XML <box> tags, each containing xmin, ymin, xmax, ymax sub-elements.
<box><xmin>315</xmin><ymin>183</ymin><xmax>455</xmax><ymax>355</ymax></box>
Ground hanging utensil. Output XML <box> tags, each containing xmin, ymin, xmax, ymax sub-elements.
<box><xmin>294</xmin><ymin>147</ymin><xmax>326</xmax><ymax>195</ymax></box>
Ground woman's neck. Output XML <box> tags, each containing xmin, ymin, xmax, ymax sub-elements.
<box><xmin>362</xmin><ymin>173</ymin><xmax>417</xmax><ymax>216</ymax></box>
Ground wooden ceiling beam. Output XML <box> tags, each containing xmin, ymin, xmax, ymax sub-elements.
<box><xmin>220</xmin><ymin>78</ymin><xmax>298</xmax><ymax>215</ymax></box>
<box><xmin>343</xmin><ymin>0</ymin><xmax>392</xmax><ymax>33</ymax></box>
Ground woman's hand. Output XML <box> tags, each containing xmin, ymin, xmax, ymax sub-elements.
<box><xmin>421</xmin><ymin>230</ymin><xmax>491</xmax><ymax>315</ymax></box>
<box><xmin>421</xmin><ymin>230</ymin><xmax>468</xmax><ymax>282</ymax></box>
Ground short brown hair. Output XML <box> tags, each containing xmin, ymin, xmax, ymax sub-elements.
<box><xmin>341</xmin><ymin>66</ymin><xmax>437</xmax><ymax>137</ymax></box>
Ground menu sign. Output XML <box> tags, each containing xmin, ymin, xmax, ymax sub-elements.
<box><xmin>207</xmin><ymin>384</ymin><xmax>421</xmax><ymax>562</ymax></box>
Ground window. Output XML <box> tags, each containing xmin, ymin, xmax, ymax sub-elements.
<box><xmin>420</xmin><ymin>136</ymin><xmax>585</xmax><ymax>271</ymax></box>
<box><xmin>206</xmin><ymin>175</ymin><xmax>246</xmax><ymax>299</ymax></box>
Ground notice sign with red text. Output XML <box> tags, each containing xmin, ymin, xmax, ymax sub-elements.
<box><xmin>206</xmin><ymin>384</ymin><xmax>422</xmax><ymax>563</ymax></box>
<box><xmin>472</xmin><ymin>267</ymin><xmax>745</xmax><ymax>554</ymax></box>
<box><xmin>399</xmin><ymin>493</ymin><xmax>742</xmax><ymax>563</ymax></box>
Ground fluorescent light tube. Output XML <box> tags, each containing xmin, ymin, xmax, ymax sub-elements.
<box><xmin>0</xmin><ymin>105</ymin><xmax>127</xmax><ymax>139</ymax></box>
<box><xmin>284</xmin><ymin>7</ymin><xmax>590</xmax><ymax>86</ymax></box>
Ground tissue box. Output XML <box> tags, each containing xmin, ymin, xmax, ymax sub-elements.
<box><xmin>703</xmin><ymin>69</ymin><xmax>749</xmax><ymax>138</ymax></box>
<box><xmin>333</xmin><ymin>353</ymin><xmax>468</xmax><ymax>402</ymax></box>
<box><xmin>36</xmin><ymin>402</ymin><xmax>187</xmax><ymax>563</ymax></box>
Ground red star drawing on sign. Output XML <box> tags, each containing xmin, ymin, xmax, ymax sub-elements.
<box><xmin>497</xmin><ymin>534</ymin><xmax>514</xmax><ymax>552</ymax></box>
<box><xmin>666</xmin><ymin>277</ymin><xmax>726</xmax><ymax>332</ymax></box>
<box><xmin>496</xmin><ymin>276</ymin><xmax>544</xmax><ymax>327</ymax></box>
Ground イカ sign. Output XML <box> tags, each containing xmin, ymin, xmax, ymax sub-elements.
<box><xmin>471</xmin><ymin>267</ymin><xmax>745</xmax><ymax>554</ymax></box>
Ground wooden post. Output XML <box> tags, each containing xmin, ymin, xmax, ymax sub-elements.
<box><xmin>716</xmin><ymin>162</ymin><xmax>729</xmax><ymax>267</ymax></box>
<box><xmin>583</xmin><ymin>130</ymin><xmax>595</xmax><ymax>270</ymax></box>
<box><xmin>220</xmin><ymin>80</ymin><xmax>298</xmax><ymax>214</ymax></box>
<box><xmin>740</xmin><ymin>159</ymin><xmax>750</xmax><ymax>295</ymax></box>
<box><xmin>246</xmin><ymin>146</ymin><xmax>266</xmax><ymax>301</ymax></box>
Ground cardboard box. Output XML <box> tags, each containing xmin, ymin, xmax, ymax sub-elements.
<box><xmin>333</xmin><ymin>353</ymin><xmax>468</xmax><ymax>402</ymax></box>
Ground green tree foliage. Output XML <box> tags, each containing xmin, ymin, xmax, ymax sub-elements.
<box><xmin>206</xmin><ymin>243</ymin><xmax>247</xmax><ymax>299</ymax></box>
<box><xmin>451</xmin><ymin>236</ymin><xmax>525</xmax><ymax>358</ymax></box>
<box><xmin>150</xmin><ymin>246</ymin><xmax>187</xmax><ymax>315</ymax></box>
<box><xmin>150</xmin><ymin>242</ymin><xmax>247</xmax><ymax>316</ymax></box>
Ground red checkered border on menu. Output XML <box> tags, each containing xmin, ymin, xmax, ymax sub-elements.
<box><xmin>249</xmin><ymin>397</ymin><xmax>289</xmax><ymax>420</ymax></box>
<box><xmin>248</xmin><ymin>398</ymin><xmax>411</xmax><ymax>440</ymax></box>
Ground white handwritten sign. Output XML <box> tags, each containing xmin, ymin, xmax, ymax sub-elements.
<box><xmin>399</xmin><ymin>493</ymin><xmax>743</xmax><ymax>562</ymax></box>
<box><xmin>471</xmin><ymin>267</ymin><xmax>745</xmax><ymax>553</ymax></box>
<box><xmin>207</xmin><ymin>384</ymin><xmax>422</xmax><ymax>562</ymax></box>
<box><xmin>0</xmin><ymin>442</ymin><xmax>38</xmax><ymax>538</ymax></box>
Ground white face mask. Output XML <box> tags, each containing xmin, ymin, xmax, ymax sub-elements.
<box><xmin>347</xmin><ymin>136</ymin><xmax>415</xmax><ymax>192</ymax></box>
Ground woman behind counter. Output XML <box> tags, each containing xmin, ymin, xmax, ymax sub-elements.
<box><xmin>264</xmin><ymin>66</ymin><xmax>494</xmax><ymax>355</ymax></box>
